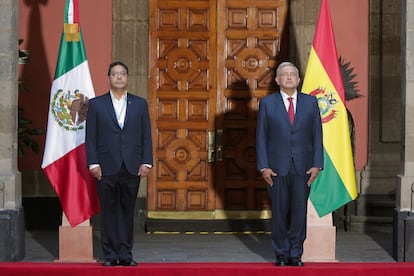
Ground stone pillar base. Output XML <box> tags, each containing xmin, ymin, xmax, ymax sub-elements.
<box><xmin>393</xmin><ymin>208</ymin><xmax>414</xmax><ymax>262</ymax></box>
<box><xmin>0</xmin><ymin>207</ymin><xmax>25</xmax><ymax>261</ymax></box>
<box><xmin>403</xmin><ymin>215</ymin><xmax>414</xmax><ymax>262</ymax></box>
<box><xmin>302</xmin><ymin>201</ymin><xmax>337</xmax><ymax>262</ymax></box>
<box><xmin>55</xmin><ymin>214</ymin><xmax>95</xmax><ymax>262</ymax></box>
<box><xmin>393</xmin><ymin>208</ymin><xmax>408</xmax><ymax>261</ymax></box>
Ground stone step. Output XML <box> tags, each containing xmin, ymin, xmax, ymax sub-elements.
<box><xmin>350</xmin><ymin>215</ymin><xmax>393</xmax><ymax>224</ymax></box>
<box><xmin>339</xmin><ymin>215</ymin><xmax>393</xmax><ymax>232</ymax></box>
<box><xmin>354</xmin><ymin>195</ymin><xmax>395</xmax><ymax>217</ymax></box>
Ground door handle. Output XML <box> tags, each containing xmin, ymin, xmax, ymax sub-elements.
<box><xmin>208</xmin><ymin>130</ymin><xmax>223</xmax><ymax>163</ymax></box>
<box><xmin>208</xmin><ymin>131</ymin><xmax>215</xmax><ymax>163</ymax></box>
<box><xmin>216</xmin><ymin>129</ymin><xmax>223</xmax><ymax>162</ymax></box>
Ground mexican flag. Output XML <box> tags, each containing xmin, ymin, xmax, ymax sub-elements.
<box><xmin>302</xmin><ymin>0</ymin><xmax>358</xmax><ymax>217</ymax></box>
<box><xmin>41</xmin><ymin>0</ymin><xmax>99</xmax><ymax>227</ymax></box>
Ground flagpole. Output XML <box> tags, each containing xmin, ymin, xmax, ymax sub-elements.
<box><xmin>41</xmin><ymin>0</ymin><xmax>98</xmax><ymax>263</ymax></box>
<box><xmin>301</xmin><ymin>0</ymin><xmax>355</xmax><ymax>262</ymax></box>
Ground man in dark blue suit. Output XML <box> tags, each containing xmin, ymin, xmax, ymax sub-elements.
<box><xmin>86</xmin><ymin>61</ymin><xmax>153</xmax><ymax>266</ymax></box>
<box><xmin>256</xmin><ymin>62</ymin><xmax>323</xmax><ymax>267</ymax></box>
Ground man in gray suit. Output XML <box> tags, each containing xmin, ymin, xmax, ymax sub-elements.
<box><xmin>86</xmin><ymin>61</ymin><xmax>153</xmax><ymax>266</ymax></box>
<box><xmin>256</xmin><ymin>62</ymin><xmax>323</xmax><ymax>267</ymax></box>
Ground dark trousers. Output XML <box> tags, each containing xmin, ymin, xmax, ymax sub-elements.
<box><xmin>96</xmin><ymin>164</ymin><xmax>140</xmax><ymax>261</ymax></box>
<box><xmin>268</xmin><ymin>161</ymin><xmax>310</xmax><ymax>259</ymax></box>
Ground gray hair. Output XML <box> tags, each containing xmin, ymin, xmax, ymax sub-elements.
<box><xmin>276</xmin><ymin>62</ymin><xmax>300</xmax><ymax>77</ymax></box>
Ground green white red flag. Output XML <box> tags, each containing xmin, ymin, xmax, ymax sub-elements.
<box><xmin>41</xmin><ymin>0</ymin><xmax>99</xmax><ymax>227</ymax></box>
<box><xmin>302</xmin><ymin>0</ymin><xmax>358</xmax><ymax>217</ymax></box>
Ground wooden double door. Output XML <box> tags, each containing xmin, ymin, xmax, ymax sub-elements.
<box><xmin>148</xmin><ymin>0</ymin><xmax>288</xmax><ymax>219</ymax></box>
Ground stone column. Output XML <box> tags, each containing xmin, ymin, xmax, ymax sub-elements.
<box><xmin>112</xmin><ymin>0</ymin><xmax>149</xmax><ymax>229</ymax></box>
<box><xmin>0</xmin><ymin>0</ymin><xmax>25</xmax><ymax>261</ymax></box>
<box><xmin>395</xmin><ymin>0</ymin><xmax>414</xmax><ymax>262</ymax></box>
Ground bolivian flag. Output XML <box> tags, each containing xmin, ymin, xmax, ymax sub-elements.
<box><xmin>302</xmin><ymin>0</ymin><xmax>358</xmax><ymax>217</ymax></box>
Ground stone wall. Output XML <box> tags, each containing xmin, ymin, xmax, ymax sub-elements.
<box><xmin>0</xmin><ymin>0</ymin><xmax>21</xmax><ymax>210</ymax></box>
<box><xmin>288</xmin><ymin>0</ymin><xmax>321</xmax><ymax>71</ymax></box>
<box><xmin>0</xmin><ymin>0</ymin><xmax>25</xmax><ymax>261</ymax></box>
<box><xmin>358</xmin><ymin>0</ymin><xmax>401</xmax><ymax>203</ymax></box>
<box><xmin>112</xmin><ymin>0</ymin><xmax>149</xmax><ymax>197</ymax></box>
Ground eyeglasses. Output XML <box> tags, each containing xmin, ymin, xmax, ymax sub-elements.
<box><xmin>110</xmin><ymin>71</ymin><xmax>128</xmax><ymax>77</ymax></box>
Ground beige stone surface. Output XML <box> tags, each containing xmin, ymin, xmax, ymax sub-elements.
<box><xmin>56</xmin><ymin>215</ymin><xmax>94</xmax><ymax>262</ymax></box>
<box><xmin>303</xmin><ymin>201</ymin><xmax>336</xmax><ymax>262</ymax></box>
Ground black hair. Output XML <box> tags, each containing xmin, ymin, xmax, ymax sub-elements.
<box><xmin>107</xmin><ymin>61</ymin><xmax>129</xmax><ymax>76</ymax></box>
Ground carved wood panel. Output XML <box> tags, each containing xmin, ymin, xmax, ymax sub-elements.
<box><xmin>149</xmin><ymin>0</ymin><xmax>217</xmax><ymax>212</ymax></box>
<box><xmin>215</xmin><ymin>0</ymin><xmax>288</xmax><ymax>210</ymax></box>
<box><xmin>149</xmin><ymin>0</ymin><xmax>288</xmax><ymax>214</ymax></box>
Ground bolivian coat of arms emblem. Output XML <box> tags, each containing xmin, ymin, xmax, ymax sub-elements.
<box><xmin>310</xmin><ymin>87</ymin><xmax>338</xmax><ymax>123</ymax></box>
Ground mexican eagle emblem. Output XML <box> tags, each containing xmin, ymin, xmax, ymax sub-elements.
<box><xmin>51</xmin><ymin>89</ymin><xmax>89</xmax><ymax>131</ymax></box>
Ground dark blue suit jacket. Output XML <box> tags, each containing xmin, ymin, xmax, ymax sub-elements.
<box><xmin>256</xmin><ymin>92</ymin><xmax>323</xmax><ymax>176</ymax></box>
<box><xmin>86</xmin><ymin>92</ymin><xmax>153</xmax><ymax>176</ymax></box>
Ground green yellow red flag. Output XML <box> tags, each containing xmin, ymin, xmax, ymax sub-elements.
<box><xmin>302</xmin><ymin>0</ymin><xmax>358</xmax><ymax>217</ymax></box>
<box><xmin>42</xmin><ymin>0</ymin><xmax>99</xmax><ymax>226</ymax></box>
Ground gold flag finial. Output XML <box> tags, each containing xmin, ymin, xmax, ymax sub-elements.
<box><xmin>64</xmin><ymin>23</ymin><xmax>80</xmax><ymax>42</ymax></box>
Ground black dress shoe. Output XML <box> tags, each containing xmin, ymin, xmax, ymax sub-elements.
<box><xmin>119</xmin><ymin>259</ymin><xmax>138</xmax><ymax>266</ymax></box>
<box><xmin>275</xmin><ymin>255</ymin><xmax>289</xmax><ymax>266</ymax></box>
<box><xmin>290</xmin><ymin>259</ymin><xmax>304</xmax><ymax>267</ymax></box>
<box><xmin>102</xmin><ymin>259</ymin><xmax>117</xmax><ymax>266</ymax></box>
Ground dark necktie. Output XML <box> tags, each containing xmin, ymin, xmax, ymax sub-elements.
<box><xmin>288</xmin><ymin>97</ymin><xmax>294</xmax><ymax>124</ymax></box>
